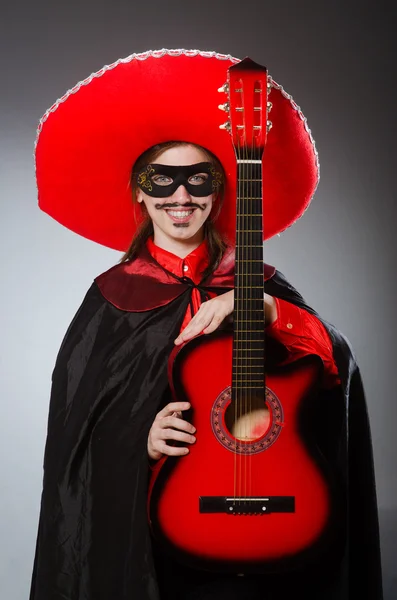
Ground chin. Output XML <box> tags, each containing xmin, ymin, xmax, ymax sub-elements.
<box><xmin>170</xmin><ymin>228</ymin><xmax>200</xmax><ymax>240</ymax></box>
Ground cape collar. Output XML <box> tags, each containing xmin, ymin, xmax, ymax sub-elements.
<box><xmin>95</xmin><ymin>244</ymin><xmax>276</xmax><ymax>312</ymax></box>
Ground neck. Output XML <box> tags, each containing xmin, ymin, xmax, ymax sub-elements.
<box><xmin>152</xmin><ymin>227</ymin><xmax>205</xmax><ymax>258</ymax></box>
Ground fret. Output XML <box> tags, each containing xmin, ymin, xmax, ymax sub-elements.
<box><xmin>233</xmin><ymin>343</ymin><xmax>265</xmax><ymax>345</ymax></box>
<box><xmin>233</xmin><ymin>383</ymin><xmax>265</xmax><ymax>386</ymax></box>
<box><xmin>233</xmin><ymin>348</ymin><xmax>265</xmax><ymax>360</ymax></box>
<box><xmin>233</xmin><ymin>334</ymin><xmax>265</xmax><ymax>337</ymax></box>
<box><xmin>233</xmin><ymin>349</ymin><xmax>264</xmax><ymax>352</ymax></box>
<box><xmin>232</xmin><ymin>376</ymin><xmax>265</xmax><ymax>379</ymax></box>
<box><xmin>234</xmin><ymin>304</ymin><xmax>264</xmax><ymax>308</ymax></box>
<box><xmin>238</xmin><ymin>178</ymin><xmax>262</xmax><ymax>181</ymax></box>
<box><xmin>233</xmin><ymin>379</ymin><xmax>264</xmax><ymax>382</ymax></box>
<box><xmin>236</xmin><ymin>192</ymin><xmax>262</xmax><ymax>195</ymax></box>
<box><xmin>233</xmin><ymin>356</ymin><xmax>263</xmax><ymax>360</ymax></box>
<box><xmin>233</xmin><ymin>319</ymin><xmax>264</xmax><ymax>322</ymax></box>
<box><xmin>234</xmin><ymin>310</ymin><xmax>264</xmax><ymax>314</ymax></box>
<box><xmin>232</xmin><ymin>370</ymin><xmax>264</xmax><ymax>374</ymax></box>
<box><xmin>234</xmin><ymin>317</ymin><xmax>263</xmax><ymax>321</ymax></box>
<box><xmin>234</xmin><ymin>332</ymin><xmax>265</xmax><ymax>336</ymax></box>
<box><xmin>232</xmin><ymin>386</ymin><xmax>265</xmax><ymax>390</ymax></box>
<box><xmin>236</xmin><ymin>329</ymin><xmax>262</xmax><ymax>333</ymax></box>
<box><xmin>233</xmin><ymin>377</ymin><xmax>265</xmax><ymax>380</ymax></box>
<box><xmin>236</xmin><ymin>197</ymin><xmax>262</xmax><ymax>201</ymax></box>
<box><xmin>233</xmin><ymin>359</ymin><xmax>265</xmax><ymax>374</ymax></box>
<box><xmin>236</xmin><ymin>191</ymin><xmax>262</xmax><ymax>195</ymax></box>
<box><xmin>234</xmin><ymin>344</ymin><xmax>264</xmax><ymax>347</ymax></box>
<box><xmin>233</xmin><ymin>340</ymin><xmax>264</xmax><ymax>343</ymax></box>
<box><xmin>234</xmin><ymin>308</ymin><xmax>263</xmax><ymax>314</ymax></box>
<box><xmin>235</xmin><ymin>300</ymin><xmax>264</xmax><ymax>303</ymax></box>
<box><xmin>233</xmin><ymin>366</ymin><xmax>264</xmax><ymax>369</ymax></box>
<box><xmin>232</xmin><ymin>381</ymin><xmax>264</xmax><ymax>384</ymax></box>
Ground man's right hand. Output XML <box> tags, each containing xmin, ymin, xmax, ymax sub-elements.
<box><xmin>147</xmin><ymin>402</ymin><xmax>196</xmax><ymax>462</ymax></box>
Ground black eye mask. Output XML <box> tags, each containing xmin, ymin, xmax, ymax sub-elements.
<box><xmin>136</xmin><ymin>162</ymin><xmax>223</xmax><ymax>198</ymax></box>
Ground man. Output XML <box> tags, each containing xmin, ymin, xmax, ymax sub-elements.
<box><xmin>29</xmin><ymin>50</ymin><xmax>383</xmax><ymax>600</ymax></box>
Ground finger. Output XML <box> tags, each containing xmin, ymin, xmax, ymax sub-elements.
<box><xmin>175</xmin><ymin>314</ymin><xmax>214</xmax><ymax>344</ymax></box>
<box><xmin>170</xmin><ymin>410</ymin><xmax>182</xmax><ymax>419</ymax></box>
<box><xmin>158</xmin><ymin>442</ymin><xmax>190</xmax><ymax>457</ymax></box>
<box><xmin>155</xmin><ymin>402</ymin><xmax>190</xmax><ymax>419</ymax></box>
<box><xmin>202</xmin><ymin>314</ymin><xmax>224</xmax><ymax>334</ymax></box>
<box><xmin>158</xmin><ymin>416</ymin><xmax>196</xmax><ymax>433</ymax></box>
<box><xmin>160</xmin><ymin>429</ymin><xmax>196</xmax><ymax>444</ymax></box>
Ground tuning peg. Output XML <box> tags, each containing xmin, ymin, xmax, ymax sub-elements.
<box><xmin>218</xmin><ymin>83</ymin><xmax>229</xmax><ymax>93</ymax></box>
<box><xmin>219</xmin><ymin>121</ymin><xmax>231</xmax><ymax>131</ymax></box>
<box><xmin>267</xmin><ymin>101</ymin><xmax>273</xmax><ymax>112</ymax></box>
<box><xmin>218</xmin><ymin>102</ymin><xmax>230</xmax><ymax>112</ymax></box>
<box><xmin>266</xmin><ymin>120</ymin><xmax>273</xmax><ymax>132</ymax></box>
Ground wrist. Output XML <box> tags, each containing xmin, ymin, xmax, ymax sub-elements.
<box><xmin>227</xmin><ymin>289</ymin><xmax>235</xmax><ymax>314</ymax></box>
<box><xmin>265</xmin><ymin>294</ymin><xmax>277</xmax><ymax>325</ymax></box>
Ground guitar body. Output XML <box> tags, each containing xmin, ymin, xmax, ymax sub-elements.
<box><xmin>148</xmin><ymin>331</ymin><xmax>345</xmax><ymax>574</ymax></box>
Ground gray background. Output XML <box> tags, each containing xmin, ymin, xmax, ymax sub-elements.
<box><xmin>0</xmin><ymin>0</ymin><xmax>395</xmax><ymax>597</ymax></box>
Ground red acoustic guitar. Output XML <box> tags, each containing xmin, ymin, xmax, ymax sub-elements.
<box><xmin>148</xmin><ymin>58</ymin><xmax>344</xmax><ymax>575</ymax></box>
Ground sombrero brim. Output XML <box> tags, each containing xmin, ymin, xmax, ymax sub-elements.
<box><xmin>35</xmin><ymin>48</ymin><xmax>319</xmax><ymax>250</ymax></box>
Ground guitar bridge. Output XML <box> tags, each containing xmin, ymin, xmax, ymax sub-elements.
<box><xmin>199</xmin><ymin>496</ymin><xmax>295</xmax><ymax>515</ymax></box>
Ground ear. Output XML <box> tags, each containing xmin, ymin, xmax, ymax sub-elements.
<box><xmin>136</xmin><ymin>188</ymin><xmax>144</xmax><ymax>204</ymax></box>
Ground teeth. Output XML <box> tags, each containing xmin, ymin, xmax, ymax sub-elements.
<box><xmin>167</xmin><ymin>210</ymin><xmax>194</xmax><ymax>218</ymax></box>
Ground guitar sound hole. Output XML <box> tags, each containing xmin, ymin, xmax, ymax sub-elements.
<box><xmin>224</xmin><ymin>397</ymin><xmax>270</xmax><ymax>442</ymax></box>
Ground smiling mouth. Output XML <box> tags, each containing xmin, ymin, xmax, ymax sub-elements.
<box><xmin>164</xmin><ymin>208</ymin><xmax>196</xmax><ymax>223</ymax></box>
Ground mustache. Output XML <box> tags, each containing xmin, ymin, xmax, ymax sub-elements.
<box><xmin>155</xmin><ymin>202</ymin><xmax>207</xmax><ymax>211</ymax></box>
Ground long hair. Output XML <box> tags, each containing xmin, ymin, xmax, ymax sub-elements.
<box><xmin>119</xmin><ymin>141</ymin><xmax>228</xmax><ymax>280</ymax></box>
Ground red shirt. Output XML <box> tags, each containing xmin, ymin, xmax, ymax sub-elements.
<box><xmin>146</xmin><ymin>237</ymin><xmax>340</xmax><ymax>389</ymax></box>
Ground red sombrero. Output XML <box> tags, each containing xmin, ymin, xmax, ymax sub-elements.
<box><xmin>35</xmin><ymin>48</ymin><xmax>319</xmax><ymax>250</ymax></box>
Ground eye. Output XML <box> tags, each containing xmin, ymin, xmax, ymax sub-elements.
<box><xmin>151</xmin><ymin>174</ymin><xmax>173</xmax><ymax>186</ymax></box>
<box><xmin>188</xmin><ymin>173</ymin><xmax>209</xmax><ymax>185</ymax></box>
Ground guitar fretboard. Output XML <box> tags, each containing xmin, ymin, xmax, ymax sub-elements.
<box><xmin>233</xmin><ymin>154</ymin><xmax>265</xmax><ymax>396</ymax></box>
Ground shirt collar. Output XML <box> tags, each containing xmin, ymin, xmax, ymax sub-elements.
<box><xmin>146</xmin><ymin>236</ymin><xmax>210</xmax><ymax>284</ymax></box>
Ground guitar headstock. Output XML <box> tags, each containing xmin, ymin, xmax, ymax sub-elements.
<box><xmin>218</xmin><ymin>57</ymin><xmax>272</xmax><ymax>158</ymax></box>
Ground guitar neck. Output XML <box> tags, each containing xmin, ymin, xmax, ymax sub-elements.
<box><xmin>232</xmin><ymin>153</ymin><xmax>265</xmax><ymax>391</ymax></box>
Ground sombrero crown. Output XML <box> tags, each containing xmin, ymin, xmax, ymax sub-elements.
<box><xmin>35</xmin><ymin>48</ymin><xmax>319</xmax><ymax>250</ymax></box>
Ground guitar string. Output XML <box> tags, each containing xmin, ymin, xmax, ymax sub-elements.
<box><xmin>238</xmin><ymin>108</ymin><xmax>245</xmax><ymax>506</ymax></box>
<box><xmin>242</xmin><ymin>121</ymin><xmax>246</xmax><ymax>503</ymax></box>
<box><xmin>233</xmin><ymin>126</ymin><xmax>242</xmax><ymax>504</ymax></box>
<box><xmin>240</xmin><ymin>122</ymin><xmax>249</xmax><ymax>498</ymax></box>
<box><xmin>248</xmin><ymin>118</ymin><xmax>252</xmax><ymax>503</ymax></box>
<box><xmin>244</xmin><ymin>124</ymin><xmax>249</xmax><ymax>503</ymax></box>
<box><xmin>241</xmin><ymin>105</ymin><xmax>246</xmax><ymax>506</ymax></box>
<box><xmin>249</xmin><ymin>119</ymin><xmax>253</xmax><ymax>502</ymax></box>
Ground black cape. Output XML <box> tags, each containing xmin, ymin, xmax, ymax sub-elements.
<box><xmin>29</xmin><ymin>246</ymin><xmax>383</xmax><ymax>600</ymax></box>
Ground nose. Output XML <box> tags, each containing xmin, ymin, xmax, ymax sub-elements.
<box><xmin>173</xmin><ymin>184</ymin><xmax>191</xmax><ymax>204</ymax></box>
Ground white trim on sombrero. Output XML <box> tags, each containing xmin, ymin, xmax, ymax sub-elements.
<box><xmin>34</xmin><ymin>49</ymin><xmax>239</xmax><ymax>147</ymax></box>
<box><xmin>34</xmin><ymin>48</ymin><xmax>320</xmax><ymax>238</ymax></box>
<box><xmin>270</xmin><ymin>79</ymin><xmax>320</xmax><ymax>236</ymax></box>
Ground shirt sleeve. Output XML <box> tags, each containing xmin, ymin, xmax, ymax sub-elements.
<box><xmin>265</xmin><ymin>296</ymin><xmax>341</xmax><ymax>389</ymax></box>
